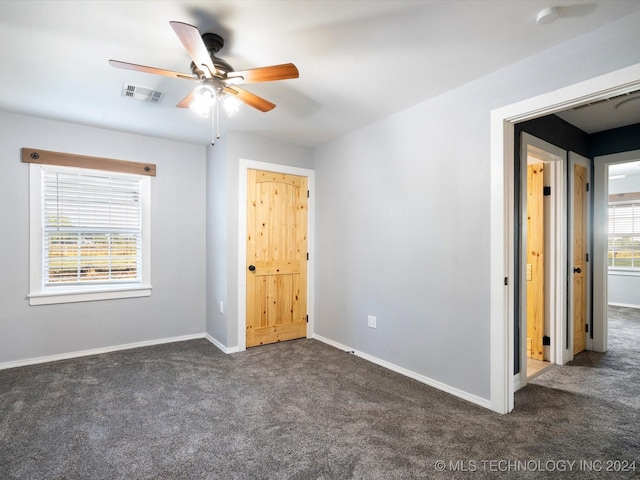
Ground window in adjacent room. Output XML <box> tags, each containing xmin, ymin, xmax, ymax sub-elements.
<box><xmin>608</xmin><ymin>201</ymin><xmax>640</xmax><ymax>271</ymax></box>
<box><xmin>29</xmin><ymin>163</ymin><xmax>151</xmax><ymax>305</ymax></box>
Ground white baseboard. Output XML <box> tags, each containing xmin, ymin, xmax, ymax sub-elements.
<box><xmin>313</xmin><ymin>334</ymin><xmax>492</xmax><ymax>410</ymax></box>
<box><xmin>205</xmin><ymin>333</ymin><xmax>241</xmax><ymax>354</ymax></box>
<box><xmin>0</xmin><ymin>333</ymin><xmax>205</xmax><ymax>370</ymax></box>
<box><xmin>513</xmin><ymin>373</ymin><xmax>523</xmax><ymax>392</ymax></box>
<box><xmin>2</xmin><ymin>331</ymin><xmax>491</xmax><ymax>411</ymax></box>
<box><xmin>608</xmin><ymin>302</ymin><xmax>640</xmax><ymax>309</ymax></box>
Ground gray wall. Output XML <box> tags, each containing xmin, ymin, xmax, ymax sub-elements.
<box><xmin>206</xmin><ymin>135</ymin><xmax>230</xmax><ymax>345</ymax></box>
<box><xmin>313</xmin><ymin>11</ymin><xmax>640</xmax><ymax>400</ymax></box>
<box><xmin>3</xmin><ymin>10</ymin><xmax>640</xmax><ymax>407</ymax></box>
<box><xmin>608</xmin><ymin>172</ymin><xmax>640</xmax><ymax>307</ymax></box>
<box><xmin>206</xmin><ymin>132</ymin><xmax>313</xmax><ymax>348</ymax></box>
<box><xmin>0</xmin><ymin>112</ymin><xmax>207</xmax><ymax>364</ymax></box>
<box><xmin>608</xmin><ymin>274</ymin><xmax>640</xmax><ymax>308</ymax></box>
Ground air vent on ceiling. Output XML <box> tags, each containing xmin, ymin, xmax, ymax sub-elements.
<box><xmin>572</xmin><ymin>90</ymin><xmax>640</xmax><ymax>111</ymax></box>
<box><xmin>121</xmin><ymin>83</ymin><xmax>165</xmax><ymax>104</ymax></box>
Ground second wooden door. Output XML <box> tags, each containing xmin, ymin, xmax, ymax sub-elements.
<box><xmin>246</xmin><ymin>169</ymin><xmax>308</xmax><ymax>347</ymax></box>
<box><xmin>573</xmin><ymin>163</ymin><xmax>587</xmax><ymax>355</ymax></box>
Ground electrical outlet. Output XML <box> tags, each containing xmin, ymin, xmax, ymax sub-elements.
<box><xmin>219</xmin><ymin>301</ymin><xmax>224</xmax><ymax>314</ymax></box>
<box><xmin>368</xmin><ymin>315</ymin><xmax>377</xmax><ymax>329</ymax></box>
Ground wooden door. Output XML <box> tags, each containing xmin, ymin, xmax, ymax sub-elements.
<box><xmin>246</xmin><ymin>169</ymin><xmax>308</xmax><ymax>347</ymax></box>
<box><xmin>573</xmin><ymin>163</ymin><xmax>587</xmax><ymax>354</ymax></box>
<box><xmin>526</xmin><ymin>164</ymin><xmax>545</xmax><ymax>361</ymax></box>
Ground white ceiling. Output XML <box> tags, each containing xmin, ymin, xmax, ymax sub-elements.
<box><xmin>1</xmin><ymin>0</ymin><xmax>640</xmax><ymax>148</ymax></box>
<box><xmin>555</xmin><ymin>89</ymin><xmax>640</xmax><ymax>133</ymax></box>
<box><xmin>609</xmin><ymin>161</ymin><xmax>640</xmax><ymax>177</ymax></box>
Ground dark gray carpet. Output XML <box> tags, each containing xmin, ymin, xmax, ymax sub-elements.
<box><xmin>1</xmin><ymin>307</ymin><xmax>639</xmax><ymax>479</ymax></box>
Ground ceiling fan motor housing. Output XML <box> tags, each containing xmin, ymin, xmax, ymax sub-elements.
<box><xmin>190</xmin><ymin>33</ymin><xmax>234</xmax><ymax>78</ymax></box>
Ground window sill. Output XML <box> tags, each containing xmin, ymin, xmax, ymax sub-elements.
<box><xmin>608</xmin><ymin>269</ymin><xmax>640</xmax><ymax>278</ymax></box>
<box><xmin>28</xmin><ymin>286</ymin><xmax>152</xmax><ymax>306</ymax></box>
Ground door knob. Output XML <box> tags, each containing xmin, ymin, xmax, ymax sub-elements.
<box><xmin>573</xmin><ymin>267</ymin><xmax>581</xmax><ymax>274</ymax></box>
<box><xmin>248</xmin><ymin>265</ymin><xmax>256</xmax><ymax>272</ymax></box>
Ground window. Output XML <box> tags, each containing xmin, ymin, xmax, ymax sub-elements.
<box><xmin>608</xmin><ymin>201</ymin><xmax>640</xmax><ymax>271</ymax></box>
<box><xmin>29</xmin><ymin>164</ymin><xmax>151</xmax><ymax>305</ymax></box>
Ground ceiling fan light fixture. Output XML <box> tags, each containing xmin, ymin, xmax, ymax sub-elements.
<box><xmin>110</xmin><ymin>21</ymin><xmax>300</xmax><ymax>144</ymax></box>
<box><xmin>190</xmin><ymin>101</ymin><xmax>211</xmax><ymax>118</ymax></box>
<box><xmin>222</xmin><ymin>93</ymin><xmax>242</xmax><ymax>116</ymax></box>
<box><xmin>190</xmin><ymin>84</ymin><xmax>217</xmax><ymax>117</ymax></box>
<box><xmin>193</xmin><ymin>84</ymin><xmax>216</xmax><ymax>108</ymax></box>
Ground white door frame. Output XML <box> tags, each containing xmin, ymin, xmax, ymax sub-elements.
<box><xmin>593</xmin><ymin>149</ymin><xmax>640</xmax><ymax>351</ymax></box>
<box><xmin>516</xmin><ymin>134</ymin><xmax>567</xmax><ymax>393</ymax></box>
<box><xmin>490</xmin><ymin>62</ymin><xmax>640</xmax><ymax>414</ymax></box>
<box><xmin>237</xmin><ymin>159</ymin><xmax>315</xmax><ymax>351</ymax></box>
<box><xmin>568</xmin><ymin>152</ymin><xmax>593</xmax><ymax>358</ymax></box>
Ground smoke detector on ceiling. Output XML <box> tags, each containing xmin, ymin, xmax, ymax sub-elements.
<box><xmin>121</xmin><ymin>83</ymin><xmax>165</xmax><ymax>104</ymax></box>
<box><xmin>537</xmin><ymin>7</ymin><xmax>559</xmax><ymax>25</ymax></box>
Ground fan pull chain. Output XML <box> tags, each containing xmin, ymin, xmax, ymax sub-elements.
<box><xmin>211</xmin><ymin>91</ymin><xmax>216</xmax><ymax>146</ymax></box>
<box><xmin>211</xmin><ymin>91</ymin><xmax>221</xmax><ymax>146</ymax></box>
<box><xmin>215</xmin><ymin>94</ymin><xmax>220</xmax><ymax>140</ymax></box>
<box><xmin>211</xmin><ymin>103</ymin><xmax>215</xmax><ymax>146</ymax></box>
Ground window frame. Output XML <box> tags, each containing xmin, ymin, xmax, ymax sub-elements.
<box><xmin>29</xmin><ymin>163</ymin><xmax>152</xmax><ymax>305</ymax></box>
<box><xmin>607</xmin><ymin>200</ymin><xmax>640</xmax><ymax>276</ymax></box>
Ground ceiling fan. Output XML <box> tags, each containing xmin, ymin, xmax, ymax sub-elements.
<box><xmin>109</xmin><ymin>21</ymin><xmax>299</xmax><ymax>142</ymax></box>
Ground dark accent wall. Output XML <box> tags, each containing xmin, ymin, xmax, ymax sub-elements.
<box><xmin>512</xmin><ymin>115</ymin><xmax>589</xmax><ymax>375</ymax></box>
<box><xmin>512</xmin><ymin>117</ymin><xmax>640</xmax><ymax>375</ymax></box>
<box><xmin>589</xmin><ymin>123</ymin><xmax>640</xmax><ymax>158</ymax></box>
<box><xmin>516</xmin><ymin>115</ymin><xmax>590</xmax><ymax>158</ymax></box>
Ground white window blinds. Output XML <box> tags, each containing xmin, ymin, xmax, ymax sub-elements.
<box><xmin>608</xmin><ymin>203</ymin><xmax>640</xmax><ymax>235</ymax></box>
<box><xmin>608</xmin><ymin>202</ymin><xmax>640</xmax><ymax>269</ymax></box>
<box><xmin>42</xmin><ymin>168</ymin><xmax>142</xmax><ymax>285</ymax></box>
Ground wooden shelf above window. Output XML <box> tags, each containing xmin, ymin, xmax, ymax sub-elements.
<box><xmin>21</xmin><ymin>148</ymin><xmax>156</xmax><ymax>176</ymax></box>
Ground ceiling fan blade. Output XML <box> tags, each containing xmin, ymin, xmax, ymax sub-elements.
<box><xmin>176</xmin><ymin>90</ymin><xmax>195</xmax><ymax>108</ymax></box>
<box><xmin>169</xmin><ymin>21</ymin><xmax>216</xmax><ymax>79</ymax></box>
<box><xmin>223</xmin><ymin>86</ymin><xmax>275</xmax><ymax>112</ymax></box>
<box><xmin>224</xmin><ymin>63</ymin><xmax>299</xmax><ymax>85</ymax></box>
<box><xmin>109</xmin><ymin>60</ymin><xmax>196</xmax><ymax>81</ymax></box>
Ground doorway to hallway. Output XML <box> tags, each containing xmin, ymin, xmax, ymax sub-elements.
<box><xmin>516</xmin><ymin>134</ymin><xmax>592</xmax><ymax>388</ymax></box>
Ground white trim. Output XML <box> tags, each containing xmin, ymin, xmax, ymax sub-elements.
<box><xmin>205</xmin><ymin>333</ymin><xmax>241</xmax><ymax>354</ymax></box>
<box><xmin>28</xmin><ymin>286</ymin><xmax>152</xmax><ymax>305</ymax></box>
<box><xmin>568</xmin><ymin>151</ymin><xmax>592</xmax><ymax>356</ymax></box>
<box><xmin>313</xmin><ymin>334</ymin><xmax>492</xmax><ymax>410</ymax></box>
<box><xmin>549</xmin><ymin>152</ymin><xmax>567</xmax><ymax>365</ymax></box>
<box><xmin>490</xmin><ymin>108</ymin><xmax>513</xmax><ymax>414</ymax></box>
<box><xmin>608</xmin><ymin>270</ymin><xmax>640</xmax><ymax>277</ymax></box>
<box><xmin>593</xmin><ymin>156</ymin><xmax>610</xmax><ymax>352</ymax></box>
<box><xmin>594</xmin><ymin>149</ymin><xmax>640</xmax><ymax>351</ymax></box>
<box><xmin>518</xmin><ymin>134</ymin><xmax>567</xmax><ymax>388</ymax></box>
<box><xmin>0</xmin><ymin>333</ymin><xmax>205</xmax><ymax>370</ymax></box>
<box><xmin>490</xmin><ymin>62</ymin><xmax>640</xmax><ymax>414</ymax></box>
<box><xmin>28</xmin><ymin>163</ymin><xmax>152</xmax><ymax>306</ymax></box>
<box><xmin>513</xmin><ymin>374</ymin><xmax>522</xmax><ymax>392</ymax></box>
<box><xmin>237</xmin><ymin>159</ymin><xmax>315</xmax><ymax>352</ymax></box>
<box><xmin>608</xmin><ymin>302</ymin><xmax>640</xmax><ymax>309</ymax></box>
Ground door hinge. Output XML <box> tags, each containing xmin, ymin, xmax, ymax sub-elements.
<box><xmin>586</xmin><ymin>182</ymin><xmax>590</xmax><ymax>192</ymax></box>
<box><xmin>543</xmin><ymin>186</ymin><xmax>551</xmax><ymax>196</ymax></box>
<box><xmin>542</xmin><ymin>335</ymin><xmax>551</xmax><ymax>346</ymax></box>
<box><xmin>307</xmin><ymin>190</ymin><xmax>310</xmax><ymax>198</ymax></box>
<box><xmin>585</xmin><ymin>323</ymin><xmax>589</xmax><ymax>333</ymax></box>
<box><xmin>306</xmin><ymin>315</ymin><xmax>309</xmax><ymax>323</ymax></box>
<box><xmin>307</xmin><ymin>252</ymin><xmax>309</xmax><ymax>261</ymax></box>
<box><xmin>504</xmin><ymin>277</ymin><xmax>508</xmax><ymax>286</ymax></box>
<box><xmin>586</xmin><ymin>253</ymin><xmax>589</xmax><ymax>262</ymax></box>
